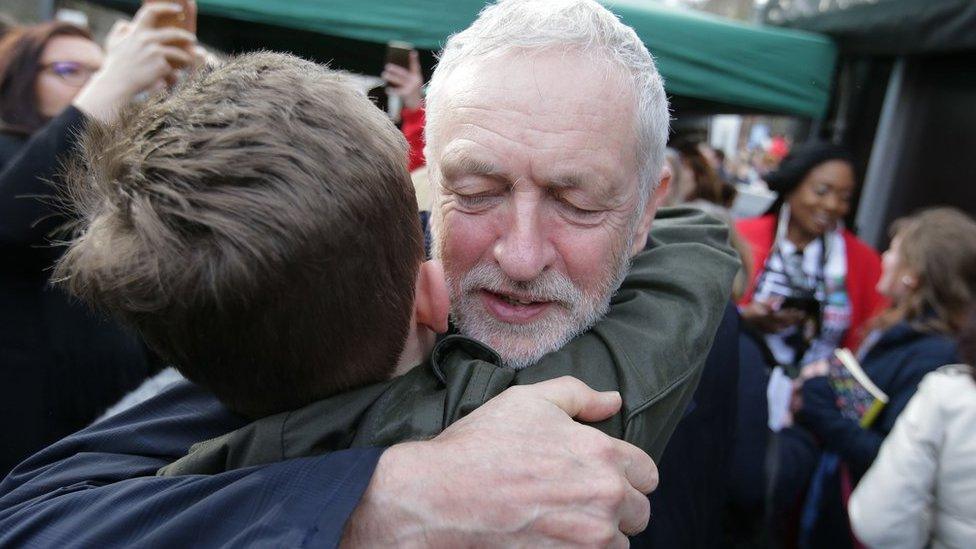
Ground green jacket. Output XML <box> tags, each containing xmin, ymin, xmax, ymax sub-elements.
<box><xmin>160</xmin><ymin>207</ymin><xmax>740</xmax><ymax>476</ymax></box>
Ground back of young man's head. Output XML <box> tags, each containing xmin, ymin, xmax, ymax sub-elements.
<box><xmin>56</xmin><ymin>52</ymin><xmax>424</xmax><ymax>418</ymax></box>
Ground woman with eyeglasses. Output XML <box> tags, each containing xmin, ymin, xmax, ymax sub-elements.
<box><xmin>0</xmin><ymin>22</ymin><xmax>95</xmax><ymax>167</ymax></box>
<box><xmin>0</xmin><ymin>3</ymin><xmax>200</xmax><ymax>477</ymax></box>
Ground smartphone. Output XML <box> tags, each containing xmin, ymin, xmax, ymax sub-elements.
<box><xmin>780</xmin><ymin>295</ymin><xmax>820</xmax><ymax>317</ymax></box>
<box><xmin>385</xmin><ymin>41</ymin><xmax>413</xmax><ymax>71</ymax></box>
<box><xmin>143</xmin><ymin>0</ymin><xmax>196</xmax><ymax>33</ymax></box>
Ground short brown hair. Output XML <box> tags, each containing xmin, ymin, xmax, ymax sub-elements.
<box><xmin>874</xmin><ymin>207</ymin><xmax>976</xmax><ymax>336</ymax></box>
<box><xmin>0</xmin><ymin>21</ymin><xmax>93</xmax><ymax>135</ymax></box>
<box><xmin>56</xmin><ymin>52</ymin><xmax>424</xmax><ymax>418</ymax></box>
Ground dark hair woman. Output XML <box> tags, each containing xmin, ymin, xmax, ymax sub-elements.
<box><xmin>736</xmin><ymin>141</ymin><xmax>886</xmax><ymax>371</ymax></box>
<box><xmin>0</xmin><ymin>5</ymin><xmax>201</xmax><ymax>477</ymax></box>
<box><xmin>782</xmin><ymin>208</ymin><xmax>976</xmax><ymax>548</ymax></box>
<box><xmin>0</xmin><ymin>22</ymin><xmax>99</xmax><ymax>167</ymax></box>
<box><xmin>675</xmin><ymin>141</ymin><xmax>726</xmax><ymax>205</ymax></box>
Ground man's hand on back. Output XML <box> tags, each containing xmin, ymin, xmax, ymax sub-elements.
<box><xmin>341</xmin><ymin>376</ymin><xmax>657</xmax><ymax>547</ymax></box>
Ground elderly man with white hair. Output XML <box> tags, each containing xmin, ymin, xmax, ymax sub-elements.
<box><xmin>425</xmin><ymin>0</ymin><xmax>671</xmax><ymax>369</ymax></box>
<box><xmin>0</xmin><ymin>1</ymin><xmax>736</xmax><ymax>546</ymax></box>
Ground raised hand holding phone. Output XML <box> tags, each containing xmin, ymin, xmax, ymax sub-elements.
<box><xmin>143</xmin><ymin>0</ymin><xmax>197</xmax><ymax>32</ymax></box>
<box><xmin>382</xmin><ymin>42</ymin><xmax>423</xmax><ymax>110</ymax></box>
<box><xmin>73</xmin><ymin>2</ymin><xmax>200</xmax><ymax>123</ymax></box>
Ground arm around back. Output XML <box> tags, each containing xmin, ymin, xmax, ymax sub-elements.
<box><xmin>2</xmin><ymin>377</ymin><xmax>658</xmax><ymax>546</ymax></box>
<box><xmin>343</xmin><ymin>377</ymin><xmax>657</xmax><ymax>546</ymax></box>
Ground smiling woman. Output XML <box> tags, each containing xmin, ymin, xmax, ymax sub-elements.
<box><xmin>736</xmin><ymin>141</ymin><xmax>886</xmax><ymax>371</ymax></box>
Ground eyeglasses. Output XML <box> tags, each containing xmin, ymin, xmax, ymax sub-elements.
<box><xmin>40</xmin><ymin>61</ymin><xmax>99</xmax><ymax>87</ymax></box>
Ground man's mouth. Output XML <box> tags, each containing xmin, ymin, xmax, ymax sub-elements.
<box><xmin>497</xmin><ymin>293</ymin><xmax>537</xmax><ymax>306</ymax></box>
<box><xmin>479</xmin><ymin>290</ymin><xmax>553</xmax><ymax>324</ymax></box>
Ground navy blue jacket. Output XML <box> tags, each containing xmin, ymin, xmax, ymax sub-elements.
<box><xmin>773</xmin><ymin>321</ymin><xmax>959</xmax><ymax>548</ymax></box>
<box><xmin>798</xmin><ymin>321</ymin><xmax>958</xmax><ymax>475</ymax></box>
<box><xmin>722</xmin><ymin>327</ymin><xmax>773</xmax><ymax>545</ymax></box>
<box><xmin>0</xmin><ymin>107</ymin><xmax>157</xmax><ymax>477</ymax></box>
<box><xmin>0</xmin><ymin>381</ymin><xmax>380</xmax><ymax>547</ymax></box>
<box><xmin>632</xmin><ymin>303</ymin><xmax>740</xmax><ymax>548</ymax></box>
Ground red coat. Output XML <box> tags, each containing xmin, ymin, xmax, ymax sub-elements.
<box><xmin>736</xmin><ymin>214</ymin><xmax>887</xmax><ymax>352</ymax></box>
<box><xmin>401</xmin><ymin>105</ymin><xmax>426</xmax><ymax>172</ymax></box>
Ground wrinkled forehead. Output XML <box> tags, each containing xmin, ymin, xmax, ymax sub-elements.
<box><xmin>430</xmin><ymin>49</ymin><xmax>641</xmax><ymax>190</ymax></box>
<box><xmin>437</xmin><ymin>48</ymin><xmax>637</xmax><ymax>125</ymax></box>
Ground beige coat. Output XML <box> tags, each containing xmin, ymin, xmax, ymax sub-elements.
<box><xmin>849</xmin><ymin>364</ymin><xmax>976</xmax><ymax>549</ymax></box>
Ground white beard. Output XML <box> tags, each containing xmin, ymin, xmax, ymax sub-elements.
<box><xmin>430</xmin><ymin>182</ymin><xmax>641</xmax><ymax>369</ymax></box>
<box><xmin>444</xmin><ymin>252</ymin><xmax>630</xmax><ymax>369</ymax></box>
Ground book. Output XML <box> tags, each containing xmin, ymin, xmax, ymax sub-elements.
<box><xmin>826</xmin><ymin>348</ymin><xmax>889</xmax><ymax>428</ymax></box>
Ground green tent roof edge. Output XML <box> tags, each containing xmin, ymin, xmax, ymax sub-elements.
<box><xmin>105</xmin><ymin>0</ymin><xmax>837</xmax><ymax>117</ymax></box>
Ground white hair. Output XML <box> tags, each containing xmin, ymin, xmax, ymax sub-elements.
<box><xmin>425</xmin><ymin>0</ymin><xmax>670</xmax><ymax>209</ymax></box>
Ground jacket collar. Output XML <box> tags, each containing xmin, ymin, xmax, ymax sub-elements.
<box><xmin>429</xmin><ymin>334</ymin><xmax>503</xmax><ymax>384</ymax></box>
<box><xmin>865</xmin><ymin>317</ymin><xmax>944</xmax><ymax>357</ymax></box>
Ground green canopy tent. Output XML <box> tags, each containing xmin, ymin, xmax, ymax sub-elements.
<box><xmin>95</xmin><ymin>0</ymin><xmax>836</xmax><ymax>117</ymax></box>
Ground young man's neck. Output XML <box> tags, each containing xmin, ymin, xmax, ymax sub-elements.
<box><xmin>392</xmin><ymin>324</ymin><xmax>437</xmax><ymax>377</ymax></box>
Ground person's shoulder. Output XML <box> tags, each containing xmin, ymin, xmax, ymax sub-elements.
<box><xmin>647</xmin><ymin>206</ymin><xmax>735</xmax><ymax>256</ymax></box>
<box><xmin>927</xmin><ymin>364</ymin><xmax>976</xmax><ymax>391</ymax></box>
<box><xmin>883</xmin><ymin>322</ymin><xmax>956</xmax><ymax>354</ymax></box>
<box><xmin>734</xmin><ymin>214</ymin><xmax>775</xmax><ymax>248</ymax></box>
<box><xmin>0</xmin><ymin>130</ymin><xmax>25</xmax><ymax>145</ymax></box>
<box><xmin>0</xmin><ymin>130</ymin><xmax>26</xmax><ymax>165</ymax></box>
<box><xmin>878</xmin><ymin>328</ymin><xmax>959</xmax><ymax>382</ymax></box>
<box><xmin>841</xmin><ymin>229</ymin><xmax>882</xmax><ymax>263</ymax></box>
<box><xmin>911</xmin><ymin>329</ymin><xmax>959</xmax><ymax>358</ymax></box>
<box><xmin>734</xmin><ymin>214</ymin><xmax>775</xmax><ymax>234</ymax></box>
<box><xmin>915</xmin><ymin>365</ymin><xmax>976</xmax><ymax>415</ymax></box>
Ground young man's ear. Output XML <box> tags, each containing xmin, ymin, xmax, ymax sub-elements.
<box><xmin>629</xmin><ymin>165</ymin><xmax>671</xmax><ymax>256</ymax></box>
<box><xmin>414</xmin><ymin>260</ymin><xmax>450</xmax><ymax>333</ymax></box>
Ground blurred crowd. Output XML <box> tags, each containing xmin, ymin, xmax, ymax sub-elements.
<box><xmin>0</xmin><ymin>2</ymin><xmax>204</xmax><ymax>475</ymax></box>
<box><xmin>0</xmin><ymin>1</ymin><xmax>974</xmax><ymax>548</ymax></box>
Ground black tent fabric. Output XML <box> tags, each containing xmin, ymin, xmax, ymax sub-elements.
<box><xmin>776</xmin><ymin>0</ymin><xmax>976</xmax><ymax>56</ymax></box>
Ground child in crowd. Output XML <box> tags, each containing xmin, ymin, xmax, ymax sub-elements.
<box><xmin>54</xmin><ymin>52</ymin><xmax>739</xmax><ymax>475</ymax></box>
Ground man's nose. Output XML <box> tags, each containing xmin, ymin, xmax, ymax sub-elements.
<box><xmin>493</xmin><ymin>197</ymin><xmax>556</xmax><ymax>282</ymax></box>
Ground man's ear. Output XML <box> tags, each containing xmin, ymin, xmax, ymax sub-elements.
<box><xmin>414</xmin><ymin>260</ymin><xmax>450</xmax><ymax>333</ymax></box>
<box><xmin>653</xmin><ymin>167</ymin><xmax>671</xmax><ymax>210</ymax></box>
<box><xmin>629</xmin><ymin>166</ymin><xmax>672</xmax><ymax>256</ymax></box>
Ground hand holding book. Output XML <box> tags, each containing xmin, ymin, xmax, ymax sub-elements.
<box><xmin>825</xmin><ymin>348</ymin><xmax>889</xmax><ymax>428</ymax></box>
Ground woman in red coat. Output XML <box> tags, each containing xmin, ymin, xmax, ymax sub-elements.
<box><xmin>737</xmin><ymin>142</ymin><xmax>886</xmax><ymax>372</ymax></box>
